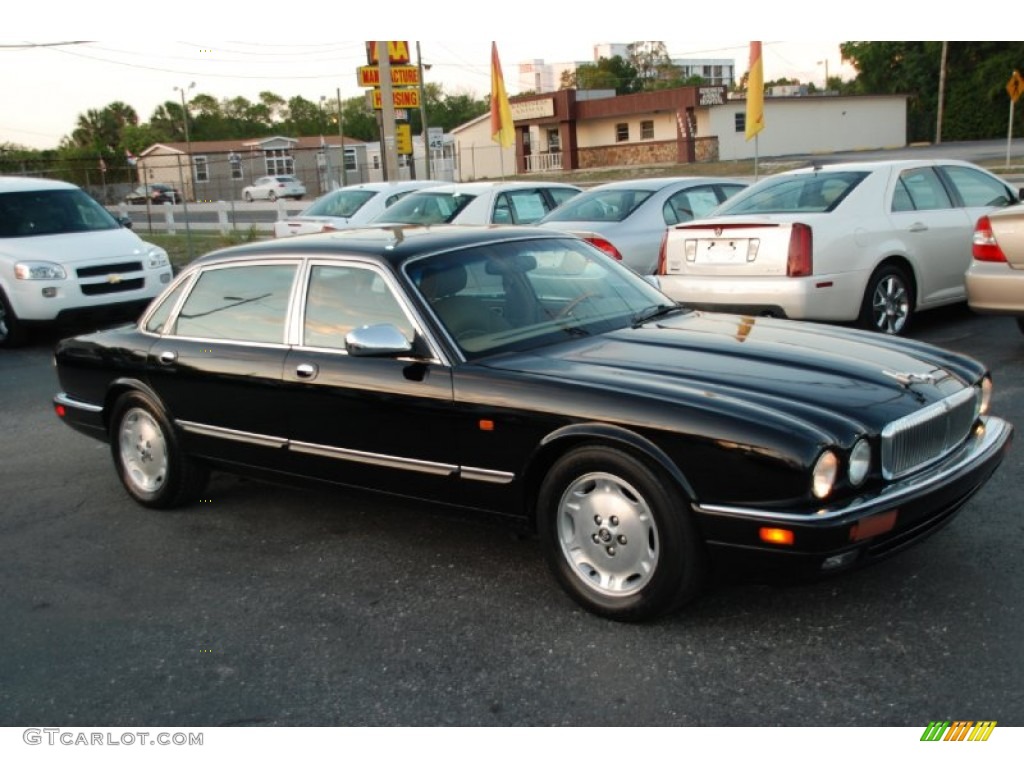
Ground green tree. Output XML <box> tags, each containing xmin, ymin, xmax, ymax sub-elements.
<box><xmin>840</xmin><ymin>41</ymin><xmax>1024</xmax><ymax>142</ymax></box>
<box><xmin>568</xmin><ymin>56</ymin><xmax>641</xmax><ymax>93</ymax></box>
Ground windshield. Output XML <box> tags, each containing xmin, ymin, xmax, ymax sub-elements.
<box><xmin>373</xmin><ymin>191</ymin><xmax>477</xmax><ymax>225</ymax></box>
<box><xmin>541</xmin><ymin>189</ymin><xmax>655</xmax><ymax>223</ymax></box>
<box><xmin>404</xmin><ymin>236</ymin><xmax>672</xmax><ymax>360</ymax></box>
<box><xmin>301</xmin><ymin>189</ymin><xmax>376</xmax><ymax>218</ymax></box>
<box><xmin>0</xmin><ymin>188</ymin><xmax>120</xmax><ymax>238</ymax></box>
<box><xmin>715</xmin><ymin>171</ymin><xmax>869</xmax><ymax>215</ymax></box>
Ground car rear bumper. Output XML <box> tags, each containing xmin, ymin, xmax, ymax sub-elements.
<box><xmin>966</xmin><ymin>261</ymin><xmax>1024</xmax><ymax>314</ymax></box>
<box><xmin>692</xmin><ymin>415</ymin><xmax>1012</xmax><ymax>574</ymax></box>
<box><xmin>657</xmin><ymin>273</ymin><xmax>864</xmax><ymax>321</ymax></box>
<box><xmin>53</xmin><ymin>392</ymin><xmax>107</xmax><ymax>441</ymax></box>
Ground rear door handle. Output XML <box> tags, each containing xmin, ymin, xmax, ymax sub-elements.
<box><xmin>158</xmin><ymin>350</ymin><xmax>178</xmax><ymax>364</ymax></box>
<box><xmin>296</xmin><ymin>363</ymin><xmax>318</xmax><ymax>379</ymax></box>
<box><xmin>909</xmin><ymin>222</ymin><xmax>928</xmax><ymax>233</ymax></box>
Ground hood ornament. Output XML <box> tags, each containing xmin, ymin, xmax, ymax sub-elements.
<box><xmin>883</xmin><ymin>370</ymin><xmax>938</xmax><ymax>387</ymax></box>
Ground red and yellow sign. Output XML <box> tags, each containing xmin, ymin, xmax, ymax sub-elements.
<box><xmin>366</xmin><ymin>41</ymin><xmax>411</xmax><ymax>65</ymax></box>
<box><xmin>370</xmin><ymin>89</ymin><xmax>421</xmax><ymax>110</ymax></box>
<box><xmin>357</xmin><ymin>65</ymin><xmax>420</xmax><ymax>87</ymax></box>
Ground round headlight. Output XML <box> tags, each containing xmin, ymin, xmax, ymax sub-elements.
<box><xmin>812</xmin><ymin>450</ymin><xmax>839</xmax><ymax>499</ymax></box>
<box><xmin>848</xmin><ymin>439</ymin><xmax>871</xmax><ymax>486</ymax></box>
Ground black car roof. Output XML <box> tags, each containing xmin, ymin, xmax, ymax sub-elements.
<box><xmin>190</xmin><ymin>225</ymin><xmax>568</xmax><ymax>269</ymax></box>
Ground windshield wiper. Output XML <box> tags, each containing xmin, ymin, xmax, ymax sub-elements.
<box><xmin>630</xmin><ymin>303</ymin><xmax>685</xmax><ymax>328</ymax></box>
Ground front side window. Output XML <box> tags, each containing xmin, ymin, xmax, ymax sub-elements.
<box><xmin>303</xmin><ymin>265</ymin><xmax>413</xmax><ymax>349</ymax></box>
<box><xmin>173</xmin><ymin>264</ymin><xmax>297</xmax><ymax>343</ymax></box>
<box><xmin>372</xmin><ymin>192</ymin><xmax>476</xmax><ymax>225</ymax></box>
<box><xmin>663</xmin><ymin>186</ymin><xmax>723</xmax><ymax>225</ymax></box>
<box><xmin>542</xmin><ymin>188</ymin><xmax>654</xmax><ymax>223</ymax></box>
<box><xmin>493</xmin><ymin>189</ymin><xmax>555</xmax><ymax>224</ymax></box>
<box><xmin>941</xmin><ymin>165</ymin><xmax>1014</xmax><ymax>208</ymax></box>
<box><xmin>304</xmin><ymin>190</ymin><xmax>377</xmax><ymax>218</ymax></box>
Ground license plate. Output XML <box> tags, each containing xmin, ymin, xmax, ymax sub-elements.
<box><xmin>695</xmin><ymin>239</ymin><xmax>746</xmax><ymax>264</ymax></box>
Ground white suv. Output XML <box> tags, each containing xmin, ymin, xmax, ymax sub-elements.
<box><xmin>0</xmin><ymin>176</ymin><xmax>174</xmax><ymax>347</ymax></box>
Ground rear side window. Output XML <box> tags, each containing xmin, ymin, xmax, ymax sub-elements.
<box><xmin>894</xmin><ymin>168</ymin><xmax>953</xmax><ymax>212</ymax></box>
<box><xmin>718</xmin><ymin>172</ymin><xmax>868</xmax><ymax>215</ymax></box>
<box><xmin>172</xmin><ymin>264</ymin><xmax>297</xmax><ymax>343</ymax></box>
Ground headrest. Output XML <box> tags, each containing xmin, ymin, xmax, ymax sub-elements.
<box><xmin>417</xmin><ymin>264</ymin><xmax>467</xmax><ymax>300</ymax></box>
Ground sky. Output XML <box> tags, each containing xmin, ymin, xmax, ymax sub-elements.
<box><xmin>2</xmin><ymin>5</ymin><xmax>952</xmax><ymax>150</ymax></box>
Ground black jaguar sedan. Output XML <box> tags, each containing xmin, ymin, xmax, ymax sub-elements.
<box><xmin>52</xmin><ymin>226</ymin><xmax>1013</xmax><ymax>621</ymax></box>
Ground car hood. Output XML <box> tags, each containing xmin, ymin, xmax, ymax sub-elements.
<box><xmin>481</xmin><ymin>311</ymin><xmax>983</xmax><ymax>441</ymax></box>
<box><xmin>0</xmin><ymin>227</ymin><xmax>155</xmax><ymax>265</ymax></box>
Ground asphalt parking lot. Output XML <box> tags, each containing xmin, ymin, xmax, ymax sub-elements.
<box><xmin>1</xmin><ymin>303</ymin><xmax>1022</xmax><ymax>728</ymax></box>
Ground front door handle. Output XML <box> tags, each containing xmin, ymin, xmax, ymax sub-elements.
<box><xmin>296</xmin><ymin>363</ymin><xmax>318</xmax><ymax>379</ymax></box>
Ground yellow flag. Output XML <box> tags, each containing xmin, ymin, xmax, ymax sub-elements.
<box><xmin>490</xmin><ymin>42</ymin><xmax>515</xmax><ymax>148</ymax></box>
<box><xmin>746</xmin><ymin>41</ymin><xmax>765</xmax><ymax>140</ymax></box>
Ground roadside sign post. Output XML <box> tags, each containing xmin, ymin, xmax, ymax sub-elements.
<box><xmin>1006</xmin><ymin>70</ymin><xmax>1023</xmax><ymax>168</ymax></box>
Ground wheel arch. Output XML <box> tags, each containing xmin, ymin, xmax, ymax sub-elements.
<box><xmin>521</xmin><ymin>422</ymin><xmax>697</xmax><ymax>528</ymax></box>
<box><xmin>102</xmin><ymin>378</ymin><xmax>171</xmax><ymax>432</ymax></box>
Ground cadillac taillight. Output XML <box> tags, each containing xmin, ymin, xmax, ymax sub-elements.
<box><xmin>585</xmin><ymin>234</ymin><xmax>622</xmax><ymax>260</ymax></box>
<box><xmin>787</xmin><ymin>223</ymin><xmax>813</xmax><ymax>277</ymax></box>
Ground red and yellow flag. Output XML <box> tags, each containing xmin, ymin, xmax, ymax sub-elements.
<box><xmin>490</xmin><ymin>42</ymin><xmax>515</xmax><ymax>148</ymax></box>
<box><xmin>745</xmin><ymin>41</ymin><xmax>765</xmax><ymax>140</ymax></box>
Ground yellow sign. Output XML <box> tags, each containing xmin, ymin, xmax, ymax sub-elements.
<box><xmin>396</xmin><ymin>124</ymin><xmax>412</xmax><ymax>155</ymax></box>
<box><xmin>371</xmin><ymin>88</ymin><xmax>421</xmax><ymax>110</ymax></box>
<box><xmin>366</xmin><ymin>41</ymin><xmax>411</xmax><ymax>65</ymax></box>
<box><xmin>1008</xmin><ymin>70</ymin><xmax>1024</xmax><ymax>103</ymax></box>
<box><xmin>357</xmin><ymin>65</ymin><xmax>421</xmax><ymax>87</ymax></box>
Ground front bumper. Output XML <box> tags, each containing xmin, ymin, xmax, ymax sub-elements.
<box><xmin>692</xmin><ymin>415</ymin><xmax>1013</xmax><ymax>572</ymax></box>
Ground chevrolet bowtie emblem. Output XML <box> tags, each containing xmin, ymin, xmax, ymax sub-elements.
<box><xmin>883</xmin><ymin>370</ymin><xmax>937</xmax><ymax>387</ymax></box>
<box><xmin>107</xmin><ymin>273</ymin><xmax>122</xmax><ymax>284</ymax></box>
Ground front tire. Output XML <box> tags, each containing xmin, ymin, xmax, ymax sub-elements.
<box><xmin>0</xmin><ymin>289</ymin><xmax>28</xmax><ymax>348</ymax></box>
<box><xmin>110</xmin><ymin>391</ymin><xmax>208</xmax><ymax>508</ymax></box>
<box><xmin>244</xmin><ymin>192</ymin><xmax>253</xmax><ymax>202</ymax></box>
<box><xmin>537</xmin><ymin>445</ymin><xmax>705</xmax><ymax>622</ymax></box>
<box><xmin>860</xmin><ymin>264</ymin><xmax>914</xmax><ymax>335</ymax></box>
<box><xmin>1016</xmin><ymin>317</ymin><xmax>1024</xmax><ymax>335</ymax></box>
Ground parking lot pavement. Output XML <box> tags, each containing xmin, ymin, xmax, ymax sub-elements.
<box><xmin>1</xmin><ymin>307</ymin><xmax>1022</xmax><ymax>727</ymax></box>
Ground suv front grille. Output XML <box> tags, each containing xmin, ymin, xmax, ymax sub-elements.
<box><xmin>76</xmin><ymin>261</ymin><xmax>143</xmax><ymax>278</ymax></box>
<box><xmin>880</xmin><ymin>388</ymin><xmax>978</xmax><ymax>480</ymax></box>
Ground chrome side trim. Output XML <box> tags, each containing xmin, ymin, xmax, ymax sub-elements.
<box><xmin>55</xmin><ymin>392</ymin><xmax>103</xmax><ymax>413</ymax></box>
<box><xmin>459</xmin><ymin>466</ymin><xmax>515</xmax><ymax>484</ymax></box>
<box><xmin>289</xmin><ymin>440</ymin><xmax>457</xmax><ymax>477</ymax></box>
<box><xmin>693</xmin><ymin>417</ymin><xmax>1011</xmax><ymax>524</ymax></box>
<box><xmin>176</xmin><ymin>420</ymin><xmax>288</xmax><ymax>449</ymax></box>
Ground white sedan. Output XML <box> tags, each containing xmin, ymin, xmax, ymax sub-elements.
<box><xmin>368</xmin><ymin>181</ymin><xmax>581</xmax><ymax>226</ymax></box>
<box><xmin>274</xmin><ymin>181</ymin><xmax>444</xmax><ymax>238</ymax></box>
<box><xmin>657</xmin><ymin>159</ymin><xmax>1020</xmax><ymax>334</ymax></box>
<box><xmin>242</xmin><ymin>175</ymin><xmax>306</xmax><ymax>202</ymax></box>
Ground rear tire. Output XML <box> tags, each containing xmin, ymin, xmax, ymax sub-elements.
<box><xmin>110</xmin><ymin>391</ymin><xmax>208</xmax><ymax>509</ymax></box>
<box><xmin>860</xmin><ymin>264</ymin><xmax>914</xmax><ymax>335</ymax></box>
<box><xmin>244</xmin><ymin>192</ymin><xmax>253</xmax><ymax>202</ymax></box>
<box><xmin>1017</xmin><ymin>317</ymin><xmax>1024</xmax><ymax>335</ymax></box>
<box><xmin>268</xmin><ymin>191</ymin><xmax>277</xmax><ymax>202</ymax></box>
<box><xmin>537</xmin><ymin>445</ymin><xmax>705</xmax><ymax>622</ymax></box>
<box><xmin>0</xmin><ymin>289</ymin><xmax>28</xmax><ymax>348</ymax></box>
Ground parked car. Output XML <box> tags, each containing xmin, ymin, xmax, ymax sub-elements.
<box><xmin>368</xmin><ymin>181</ymin><xmax>581</xmax><ymax>226</ymax></box>
<box><xmin>52</xmin><ymin>226</ymin><xmax>1011</xmax><ymax>621</ymax></box>
<box><xmin>536</xmin><ymin>177</ymin><xmax>747</xmax><ymax>274</ymax></box>
<box><xmin>242</xmin><ymin>175</ymin><xmax>306</xmax><ymax>202</ymax></box>
<box><xmin>0</xmin><ymin>176</ymin><xmax>173</xmax><ymax>347</ymax></box>
<box><xmin>273</xmin><ymin>181</ymin><xmax>445</xmax><ymax>238</ymax></box>
<box><xmin>124</xmin><ymin>183</ymin><xmax>182</xmax><ymax>205</ymax></box>
<box><xmin>965</xmin><ymin>204</ymin><xmax>1024</xmax><ymax>334</ymax></box>
<box><xmin>657</xmin><ymin>159</ymin><xmax>1021</xmax><ymax>334</ymax></box>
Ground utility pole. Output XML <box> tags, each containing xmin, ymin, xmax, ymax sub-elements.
<box><xmin>378</xmin><ymin>42</ymin><xmax>399</xmax><ymax>182</ymax></box>
<box><xmin>337</xmin><ymin>86</ymin><xmax>347</xmax><ymax>187</ymax></box>
<box><xmin>936</xmin><ymin>41</ymin><xmax>948</xmax><ymax>144</ymax></box>
<box><xmin>417</xmin><ymin>42</ymin><xmax>431</xmax><ymax>180</ymax></box>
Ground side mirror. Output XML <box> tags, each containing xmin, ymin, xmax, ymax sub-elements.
<box><xmin>118</xmin><ymin>215</ymin><xmax>133</xmax><ymax>229</ymax></box>
<box><xmin>345</xmin><ymin>323</ymin><xmax>412</xmax><ymax>357</ymax></box>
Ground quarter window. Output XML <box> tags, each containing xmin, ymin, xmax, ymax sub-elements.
<box><xmin>173</xmin><ymin>264</ymin><xmax>297</xmax><ymax>343</ymax></box>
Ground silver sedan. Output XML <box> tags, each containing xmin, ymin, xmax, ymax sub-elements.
<box><xmin>535</xmin><ymin>177</ymin><xmax>747</xmax><ymax>274</ymax></box>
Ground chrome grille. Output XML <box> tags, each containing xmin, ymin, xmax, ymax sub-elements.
<box><xmin>881</xmin><ymin>388</ymin><xmax>978</xmax><ymax>480</ymax></box>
